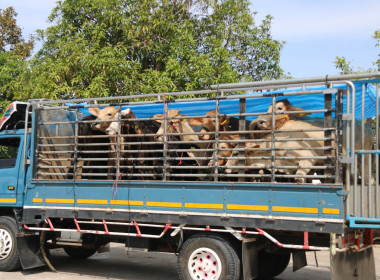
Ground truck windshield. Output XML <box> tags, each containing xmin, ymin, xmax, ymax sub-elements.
<box><xmin>0</xmin><ymin>138</ymin><xmax>20</xmax><ymax>169</ymax></box>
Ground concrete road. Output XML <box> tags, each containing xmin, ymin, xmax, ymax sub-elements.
<box><xmin>1</xmin><ymin>244</ymin><xmax>380</xmax><ymax>280</ymax></box>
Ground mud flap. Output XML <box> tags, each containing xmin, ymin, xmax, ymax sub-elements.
<box><xmin>331</xmin><ymin>246</ymin><xmax>376</xmax><ymax>280</ymax></box>
<box><xmin>16</xmin><ymin>235</ymin><xmax>46</xmax><ymax>270</ymax></box>
<box><xmin>242</xmin><ymin>239</ymin><xmax>258</xmax><ymax>280</ymax></box>
<box><xmin>292</xmin><ymin>251</ymin><xmax>307</xmax><ymax>271</ymax></box>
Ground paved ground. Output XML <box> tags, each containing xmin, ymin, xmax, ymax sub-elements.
<box><xmin>1</xmin><ymin>244</ymin><xmax>380</xmax><ymax>280</ymax></box>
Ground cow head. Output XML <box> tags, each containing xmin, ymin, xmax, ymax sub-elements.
<box><xmin>249</xmin><ymin>99</ymin><xmax>310</xmax><ymax>133</ymax></box>
<box><xmin>267</xmin><ymin>99</ymin><xmax>310</xmax><ymax>118</ymax></box>
<box><xmin>88</xmin><ymin>106</ymin><xmax>134</xmax><ymax>133</ymax></box>
<box><xmin>104</xmin><ymin>109</ymin><xmax>134</xmax><ymax>136</ymax></box>
<box><xmin>190</xmin><ymin>110</ymin><xmax>230</xmax><ymax>140</ymax></box>
<box><xmin>224</xmin><ymin>142</ymin><xmax>260</xmax><ymax>174</ymax></box>
<box><xmin>153</xmin><ymin>109</ymin><xmax>188</xmax><ymax>141</ymax></box>
<box><xmin>215</xmin><ymin>134</ymin><xmax>240</xmax><ymax>166</ymax></box>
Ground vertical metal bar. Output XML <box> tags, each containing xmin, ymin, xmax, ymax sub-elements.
<box><xmin>73</xmin><ymin>109</ymin><xmax>80</xmax><ymax>180</ymax></box>
<box><xmin>354</xmin><ymin>154</ymin><xmax>357</xmax><ymax>215</ymax></box>
<box><xmin>368</xmin><ymin>153</ymin><xmax>372</xmax><ymax>218</ymax></box>
<box><xmin>346</xmin><ymin>85</ymin><xmax>352</xmax><ymax>215</ymax></box>
<box><xmin>116</xmin><ymin>107</ymin><xmax>122</xmax><ymax>180</ymax></box>
<box><xmin>360</xmin><ymin>156</ymin><xmax>364</xmax><ymax>217</ymax></box>
<box><xmin>351</xmin><ymin>83</ymin><xmax>356</xmax><ymax>174</ymax></box>
<box><xmin>335</xmin><ymin>89</ymin><xmax>343</xmax><ymax>184</ymax></box>
<box><xmin>361</xmin><ymin>84</ymin><xmax>366</xmax><ymax>217</ymax></box>
<box><xmin>361</xmin><ymin>84</ymin><xmax>365</xmax><ymax>150</ymax></box>
<box><xmin>376</xmin><ymin>153</ymin><xmax>379</xmax><ymax>218</ymax></box>
<box><xmin>22</xmin><ymin>103</ymin><xmax>31</xmax><ymax>171</ymax></box>
<box><xmin>32</xmin><ymin>107</ymin><xmax>40</xmax><ymax>179</ymax></box>
<box><xmin>214</xmin><ymin>98</ymin><xmax>220</xmax><ymax>182</ymax></box>
<box><xmin>324</xmin><ymin>93</ymin><xmax>332</xmax><ymax>183</ymax></box>
<box><xmin>238</xmin><ymin>98</ymin><xmax>246</xmax><ymax>183</ymax></box>
<box><xmin>163</xmin><ymin>101</ymin><xmax>168</xmax><ymax>181</ymax></box>
<box><xmin>271</xmin><ymin>96</ymin><xmax>276</xmax><ymax>182</ymax></box>
<box><xmin>376</xmin><ymin>83</ymin><xmax>379</xmax><ymax>218</ymax></box>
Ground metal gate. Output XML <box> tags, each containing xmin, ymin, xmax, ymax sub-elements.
<box><xmin>26</xmin><ymin>73</ymin><xmax>380</xmax><ymax>227</ymax></box>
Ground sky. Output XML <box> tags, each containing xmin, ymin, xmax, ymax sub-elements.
<box><xmin>1</xmin><ymin>0</ymin><xmax>379</xmax><ymax>78</ymax></box>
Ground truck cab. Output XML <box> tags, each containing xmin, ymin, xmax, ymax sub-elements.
<box><xmin>0</xmin><ymin>102</ymin><xmax>30</xmax><ymax>213</ymax></box>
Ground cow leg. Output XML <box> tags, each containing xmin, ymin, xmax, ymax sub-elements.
<box><xmin>294</xmin><ymin>160</ymin><xmax>313</xmax><ymax>184</ymax></box>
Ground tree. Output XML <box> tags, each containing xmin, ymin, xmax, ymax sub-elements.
<box><xmin>27</xmin><ymin>0</ymin><xmax>285</xmax><ymax>100</ymax></box>
<box><xmin>0</xmin><ymin>7</ymin><xmax>34</xmax><ymax>109</ymax></box>
<box><xmin>334</xmin><ymin>29</ymin><xmax>380</xmax><ymax>74</ymax></box>
<box><xmin>373</xmin><ymin>30</ymin><xmax>380</xmax><ymax>71</ymax></box>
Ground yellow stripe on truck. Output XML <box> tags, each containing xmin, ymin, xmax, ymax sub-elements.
<box><xmin>272</xmin><ymin>206</ymin><xmax>318</xmax><ymax>214</ymax></box>
<box><xmin>110</xmin><ymin>200</ymin><xmax>144</xmax><ymax>206</ymax></box>
<box><xmin>227</xmin><ymin>204</ymin><xmax>269</xmax><ymax>211</ymax></box>
<box><xmin>77</xmin><ymin>199</ymin><xmax>108</xmax><ymax>205</ymax></box>
<box><xmin>185</xmin><ymin>203</ymin><xmax>223</xmax><ymax>209</ymax></box>
<box><xmin>146</xmin><ymin>201</ymin><xmax>182</xmax><ymax>208</ymax></box>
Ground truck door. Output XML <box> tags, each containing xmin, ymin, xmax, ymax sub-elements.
<box><xmin>0</xmin><ymin>137</ymin><xmax>21</xmax><ymax>204</ymax></box>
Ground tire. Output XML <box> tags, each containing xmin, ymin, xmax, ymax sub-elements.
<box><xmin>257</xmin><ymin>250</ymin><xmax>291</xmax><ymax>280</ymax></box>
<box><xmin>63</xmin><ymin>246</ymin><xmax>98</xmax><ymax>259</ymax></box>
<box><xmin>0</xmin><ymin>216</ymin><xmax>21</xmax><ymax>271</ymax></box>
<box><xmin>177</xmin><ymin>234</ymin><xmax>240</xmax><ymax>280</ymax></box>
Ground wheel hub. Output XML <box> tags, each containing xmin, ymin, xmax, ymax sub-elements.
<box><xmin>0</xmin><ymin>229</ymin><xmax>12</xmax><ymax>260</ymax></box>
<box><xmin>188</xmin><ymin>247</ymin><xmax>222</xmax><ymax>279</ymax></box>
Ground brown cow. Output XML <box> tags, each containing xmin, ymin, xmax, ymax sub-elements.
<box><xmin>189</xmin><ymin>110</ymin><xmax>230</xmax><ymax>140</ymax></box>
<box><xmin>225</xmin><ymin>120</ymin><xmax>327</xmax><ymax>183</ymax></box>
<box><xmin>153</xmin><ymin>109</ymin><xmax>211</xmax><ymax>167</ymax></box>
<box><xmin>88</xmin><ymin>107</ymin><xmax>135</xmax><ymax>179</ymax></box>
<box><xmin>249</xmin><ymin>100</ymin><xmax>375</xmax><ymax>184</ymax></box>
<box><xmin>249</xmin><ymin>99</ymin><xmax>311</xmax><ymax>138</ymax></box>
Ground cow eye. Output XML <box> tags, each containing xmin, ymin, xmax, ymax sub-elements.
<box><xmin>107</xmin><ymin>113</ymin><xmax>112</xmax><ymax>117</ymax></box>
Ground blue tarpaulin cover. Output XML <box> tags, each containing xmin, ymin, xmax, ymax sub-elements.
<box><xmin>73</xmin><ymin>81</ymin><xmax>378</xmax><ymax>121</ymax></box>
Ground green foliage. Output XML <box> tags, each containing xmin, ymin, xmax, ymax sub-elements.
<box><xmin>0</xmin><ymin>7</ymin><xmax>34</xmax><ymax>114</ymax></box>
<box><xmin>0</xmin><ymin>144</ymin><xmax>18</xmax><ymax>159</ymax></box>
<box><xmin>25</xmin><ymin>0</ymin><xmax>285</xmax><ymax>100</ymax></box>
<box><xmin>373</xmin><ymin>30</ymin><xmax>380</xmax><ymax>71</ymax></box>
<box><xmin>333</xmin><ymin>56</ymin><xmax>353</xmax><ymax>75</ymax></box>
<box><xmin>0</xmin><ymin>7</ymin><xmax>34</xmax><ymax>58</ymax></box>
<box><xmin>334</xmin><ymin>29</ymin><xmax>380</xmax><ymax>74</ymax></box>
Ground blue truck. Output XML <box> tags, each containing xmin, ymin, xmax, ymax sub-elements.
<box><xmin>0</xmin><ymin>73</ymin><xmax>379</xmax><ymax>280</ymax></box>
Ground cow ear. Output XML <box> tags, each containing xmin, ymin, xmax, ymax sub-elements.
<box><xmin>121</xmin><ymin>108</ymin><xmax>131</xmax><ymax>117</ymax></box>
<box><xmin>189</xmin><ymin>118</ymin><xmax>203</xmax><ymax>125</ymax></box>
<box><xmin>220</xmin><ymin>116</ymin><xmax>229</xmax><ymax>125</ymax></box>
<box><xmin>231</xmin><ymin>134</ymin><xmax>240</xmax><ymax>140</ymax></box>
<box><xmin>249</xmin><ymin>120</ymin><xmax>258</xmax><ymax>131</ymax></box>
<box><xmin>245</xmin><ymin>142</ymin><xmax>260</xmax><ymax>152</ymax></box>
<box><xmin>89</xmin><ymin>108</ymin><xmax>100</xmax><ymax>117</ymax></box>
<box><xmin>289</xmin><ymin>105</ymin><xmax>311</xmax><ymax>117</ymax></box>
<box><xmin>153</xmin><ymin>114</ymin><xmax>164</xmax><ymax>123</ymax></box>
<box><xmin>179</xmin><ymin>114</ymin><xmax>188</xmax><ymax>123</ymax></box>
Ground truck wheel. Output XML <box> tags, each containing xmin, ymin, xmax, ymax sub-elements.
<box><xmin>63</xmin><ymin>247</ymin><xmax>98</xmax><ymax>259</ymax></box>
<box><xmin>258</xmin><ymin>250</ymin><xmax>290</xmax><ymax>279</ymax></box>
<box><xmin>177</xmin><ymin>234</ymin><xmax>240</xmax><ymax>280</ymax></box>
<box><xmin>0</xmin><ymin>217</ymin><xmax>21</xmax><ymax>271</ymax></box>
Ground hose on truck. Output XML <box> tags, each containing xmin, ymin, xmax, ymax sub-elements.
<box><xmin>40</xmin><ymin>221</ymin><xmax>56</xmax><ymax>272</ymax></box>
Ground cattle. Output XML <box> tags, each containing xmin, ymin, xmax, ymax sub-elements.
<box><xmin>89</xmin><ymin>106</ymin><xmax>162</xmax><ymax>180</ymax></box>
<box><xmin>249</xmin><ymin>99</ymin><xmax>311</xmax><ymax>138</ymax></box>
<box><xmin>225</xmin><ymin>119</ymin><xmax>327</xmax><ymax>183</ymax></box>
<box><xmin>152</xmin><ymin>110</ymin><xmax>213</xmax><ymax>180</ymax></box>
<box><xmin>66</xmin><ymin>114</ymin><xmax>110</xmax><ymax>180</ymax></box>
<box><xmin>189</xmin><ymin>110</ymin><xmax>230</xmax><ymax>140</ymax></box>
<box><xmin>189</xmin><ymin>110</ymin><xmax>250</xmax><ymax>141</ymax></box>
<box><xmin>249</xmin><ymin>99</ymin><xmax>375</xmax><ymax>184</ymax></box>
<box><xmin>88</xmin><ymin>107</ymin><xmax>128</xmax><ymax>179</ymax></box>
<box><xmin>153</xmin><ymin>109</ymin><xmax>212</xmax><ymax>167</ymax></box>
<box><xmin>207</xmin><ymin>134</ymin><xmax>239</xmax><ymax>167</ymax></box>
